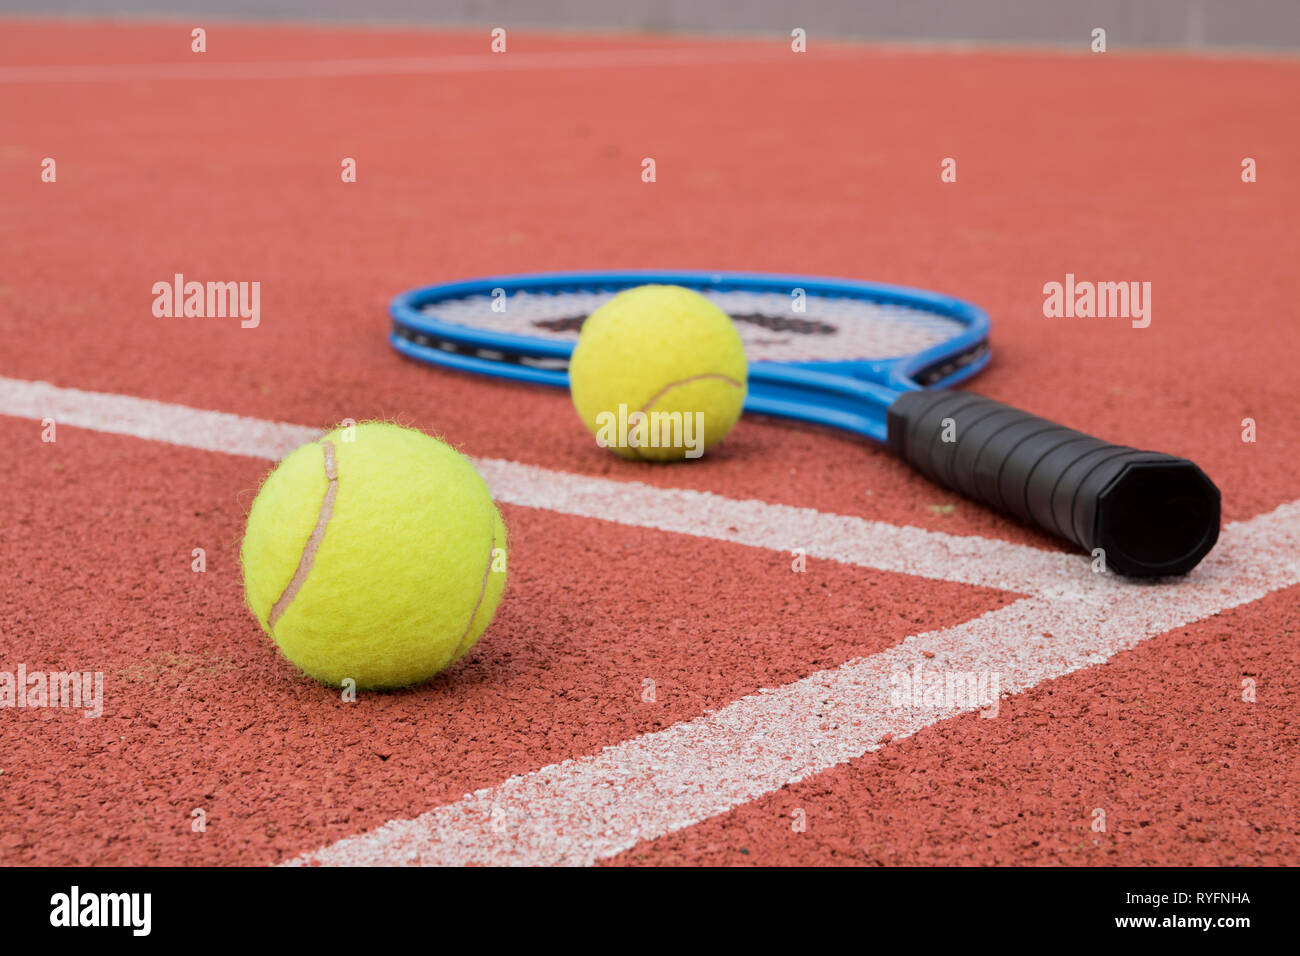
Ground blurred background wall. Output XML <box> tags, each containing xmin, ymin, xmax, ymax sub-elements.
<box><xmin>1</xmin><ymin>0</ymin><xmax>1298</xmax><ymax>51</ymax></box>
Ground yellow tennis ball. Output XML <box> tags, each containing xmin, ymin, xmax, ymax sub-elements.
<box><xmin>240</xmin><ymin>422</ymin><xmax>507</xmax><ymax>689</ymax></box>
<box><xmin>570</xmin><ymin>285</ymin><xmax>747</xmax><ymax>461</ymax></box>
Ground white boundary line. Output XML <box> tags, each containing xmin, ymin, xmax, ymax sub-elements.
<box><xmin>1</xmin><ymin>376</ymin><xmax>1084</xmax><ymax>594</ymax></box>
<box><xmin>0</xmin><ymin>45</ymin><xmax>867</xmax><ymax>85</ymax></box>
<box><xmin>285</xmin><ymin>501</ymin><xmax>1299</xmax><ymax>866</ymax></box>
<box><xmin>4</xmin><ymin>376</ymin><xmax>1293</xmax><ymax>865</ymax></box>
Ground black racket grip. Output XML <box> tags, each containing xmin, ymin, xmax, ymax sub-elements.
<box><xmin>886</xmin><ymin>391</ymin><xmax>1220</xmax><ymax>576</ymax></box>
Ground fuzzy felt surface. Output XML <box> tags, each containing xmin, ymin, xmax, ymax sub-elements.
<box><xmin>569</xmin><ymin>285</ymin><xmax>747</xmax><ymax>461</ymax></box>
<box><xmin>241</xmin><ymin>422</ymin><xmax>507</xmax><ymax>689</ymax></box>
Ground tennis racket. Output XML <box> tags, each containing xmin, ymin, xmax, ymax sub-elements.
<box><xmin>390</xmin><ymin>270</ymin><xmax>1220</xmax><ymax>577</ymax></box>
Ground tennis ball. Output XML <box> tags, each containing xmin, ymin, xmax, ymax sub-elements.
<box><xmin>240</xmin><ymin>422</ymin><xmax>507</xmax><ymax>690</ymax></box>
<box><xmin>570</xmin><ymin>284</ymin><xmax>747</xmax><ymax>461</ymax></box>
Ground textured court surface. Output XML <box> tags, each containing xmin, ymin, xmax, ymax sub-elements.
<box><xmin>0</xmin><ymin>20</ymin><xmax>1297</xmax><ymax>866</ymax></box>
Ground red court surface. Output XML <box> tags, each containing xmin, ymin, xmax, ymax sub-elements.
<box><xmin>0</xmin><ymin>19</ymin><xmax>1297</xmax><ymax>866</ymax></box>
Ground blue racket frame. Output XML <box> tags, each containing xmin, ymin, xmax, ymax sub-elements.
<box><xmin>390</xmin><ymin>270</ymin><xmax>992</xmax><ymax>444</ymax></box>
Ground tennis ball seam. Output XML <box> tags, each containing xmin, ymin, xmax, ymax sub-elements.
<box><xmin>625</xmin><ymin>373</ymin><xmax>744</xmax><ymax>461</ymax></box>
<box><xmin>569</xmin><ymin>285</ymin><xmax>748</xmax><ymax>461</ymax></box>
<box><xmin>448</xmin><ymin>531</ymin><xmax>498</xmax><ymax>659</ymax></box>
<box><xmin>265</xmin><ymin>436</ymin><xmax>499</xmax><ymax>663</ymax></box>
<box><xmin>268</xmin><ymin>439</ymin><xmax>339</xmax><ymax>630</ymax></box>
<box><xmin>635</xmin><ymin>372</ymin><xmax>744</xmax><ymax>414</ymax></box>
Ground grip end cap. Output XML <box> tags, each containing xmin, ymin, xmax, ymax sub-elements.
<box><xmin>1092</xmin><ymin>459</ymin><xmax>1221</xmax><ymax>577</ymax></box>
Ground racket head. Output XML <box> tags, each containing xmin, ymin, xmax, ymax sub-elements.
<box><xmin>390</xmin><ymin>270</ymin><xmax>992</xmax><ymax>442</ymax></box>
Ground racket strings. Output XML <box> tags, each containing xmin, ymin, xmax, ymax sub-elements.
<box><xmin>417</xmin><ymin>289</ymin><xmax>971</xmax><ymax>363</ymax></box>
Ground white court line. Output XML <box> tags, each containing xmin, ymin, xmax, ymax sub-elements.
<box><xmin>0</xmin><ymin>376</ymin><xmax>1083</xmax><ymax>594</ymax></box>
<box><xmin>288</xmin><ymin>508</ymin><xmax>1300</xmax><ymax>865</ymax></box>
<box><xmin>4</xmin><ymin>377</ymin><xmax>321</xmax><ymax>460</ymax></box>
<box><xmin>5</xmin><ymin>375</ymin><xmax>1294</xmax><ymax>865</ymax></box>
<box><xmin>476</xmin><ymin>458</ymin><xmax>1096</xmax><ymax>598</ymax></box>
<box><xmin>0</xmin><ymin>45</ymin><xmax>866</xmax><ymax>85</ymax></box>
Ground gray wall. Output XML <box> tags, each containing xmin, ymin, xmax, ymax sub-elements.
<box><xmin>3</xmin><ymin>1</ymin><xmax>1298</xmax><ymax>50</ymax></box>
